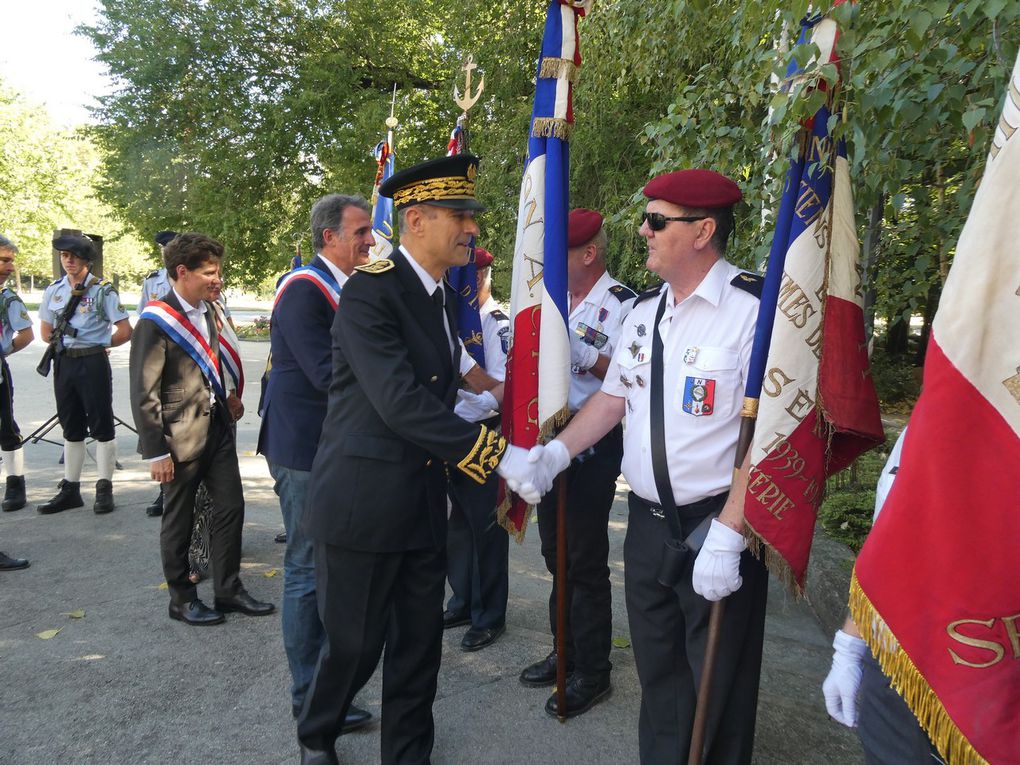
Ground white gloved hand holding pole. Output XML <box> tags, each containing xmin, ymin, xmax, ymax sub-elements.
<box><xmin>691</xmin><ymin>519</ymin><xmax>746</xmax><ymax>601</ymax></box>
<box><xmin>822</xmin><ymin>629</ymin><xmax>868</xmax><ymax>727</ymax></box>
<box><xmin>495</xmin><ymin>444</ymin><xmax>542</xmax><ymax>505</ymax></box>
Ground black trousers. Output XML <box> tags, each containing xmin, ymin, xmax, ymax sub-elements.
<box><xmin>625</xmin><ymin>492</ymin><xmax>768</xmax><ymax>765</ymax></box>
<box><xmin>445</xmin><ymin>466</ymin><xmax>509</xmax><ymax>630</ymax></box>
<box><xmin>298</xmin><ymin>540</ymin><xmax>445</xmax><ymax>764</ymax></box>
<box><xmin>535</xmin><ymin>425</ymin><xmax>623</xmax><ymax>679</ymax></box>
<box><xmin>160</xmin><ymin>408</ymin><xmax>244</xmax><ymax>605</ymax></box>
<box><xmin>0</xmin><ymin>359</ymin><xmax>22</xmax><ymax>451</ymax></box>
<box><xmin>53</xmin><ymin>352</ymin><xmax>115</xmax><ymax>441</ymax></box>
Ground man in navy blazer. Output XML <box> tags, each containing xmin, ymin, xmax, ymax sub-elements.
<box><xmin>257</xmin><ymin>194</ymin><xmax>376</xmax><ymax>728</ymax></box>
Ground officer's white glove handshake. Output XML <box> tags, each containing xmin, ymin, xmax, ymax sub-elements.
<box><xmin>822</xmin><ymin>629</ymin><xmax>868</xmax><ymax>727</ymax></box>
<box><xmin>454</xmin><ymin>389</ymin><xmax>498</xmax><ymax>421</ymax></box>
<box><xmin>691</xmin><ymin>519</ymin><xmax>746</xmax><ymax>601</ymax></box>
<box><xmin>569</xmin><ymin>336</ymin><xmax>599</xmax><ymax>371</ymax></box>
<box><xmin>496</xmin><ymin>445</ymin><xmax>542</xmax><ymax>505</ymax></box>
<box><xmin>526</xmin><ymin>439</ymin><xmax>571</xmax><ymax>498</ymax></box>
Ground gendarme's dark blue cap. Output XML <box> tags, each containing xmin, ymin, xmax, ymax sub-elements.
<box><xmin>379</xmin><ymin>154</ymin><xmax>485</xmax><ymax>211</ymax></box>
<box><xmin>154</xmin><ymin>230</ymin><xmax>179</xmax><ymax>246</ymax></box>
<box><xmin>52</xmin><ymin>234</ymin><xmax>95</xmax><ymax>260</ymax></box>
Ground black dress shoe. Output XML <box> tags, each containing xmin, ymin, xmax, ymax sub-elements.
<box><xmin>2</xmin><ymin>475</ymin><xmax>26</xmax><ymax>512</ymax></box>
<box><xmin>214</xmin><ymin>591</ymin><xmax>276</xmax><ymax>616</ymax></box>
<box><xmin>169</xmin><ymin>599</ymin><xmax>225</xmax><ymax>626</ymax></box>
<box><xmin>274</xmin><ymin>531</ymin><xmax>288</xmax><ymax>544</ymax></box>
<box><xmin>145</xmin><ymin>489</ymin><xmax>164</xmax><ymax>517</ymax></box>
<box><xmin>0</xmin><ymin>551</ymin><xmax>30</xmax><ymax>571</ymax></box>
<box><xmin>93</xmin><ymin>479</ymin><xmax>115</xmax><ymax>514</ymax></box>
<box><xmin>299</xmin><ymin>744</ymin><xmax>339</xmax><ymax>765</ymax></box>
<box><xmin>544</xmin><ymin>674</ymin><xmax>611</xmax><ymax>719</ymax></box>
<box><xmin>37</xmin><ymin>480</ymin><xmax>83</xmax><ymax>514</ymax></box>
<box><xmin>519</xmin><ymin>651</ymin><xmax>573</xmax><ymax>688</ymax></box>
<box><xmin>442</xmin><ymin>608</ymin><xmax>470</xmax><ymax>629</ymax></box>
<box><xmin>341</xmin><ymin>704</ymin><xmax>373</xmax><ymax>733</ymax></box>
<box><xmin>461</xmin><ymin>624</ymin><xmax>505</xmax><ymax>652</ymax></box>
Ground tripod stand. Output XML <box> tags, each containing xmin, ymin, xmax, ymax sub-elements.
<box><xmin>25</xmin><ymin>412</ymin><xmax>137</xmax><ymax>469</ymax></box>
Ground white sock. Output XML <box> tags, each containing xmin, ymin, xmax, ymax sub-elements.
<box><xmin>96</xmin><ymin>440</ymin><xmax>116</xmax><ymax>482</ymax></box>
<box><xmin>1</xmin><ymin>448</ymin><xmax>24</xmax><ymax>477</ymax></box>
<box><xmin>64</xmin><ymin>441</ymin><xmax>86</xmax><ymax>482</ymax></box>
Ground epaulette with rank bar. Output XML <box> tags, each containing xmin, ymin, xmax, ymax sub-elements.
<box><xmin>145</xmin><ymin>269</ymin><xmax>162</xmax><ymax>280</ymax></box>
<box><xmin>489</xmin><ymin>308</ymin><xmax>508</xmax><ymax>322</ymax></box>
<box><xmin>608</xmin><ymin>283</ymin><xmax>637</xmax><ymax>302</ymax></box>
<box><xmin>731</xmin><ymin>272</ymin><xmax>764</xmax><ymax>299</ymax></box>
<box><xmin>355</xmin><ymin>259</ymin><xmax>395</xmax><ymax>275</ymax></box>
<box><xmin>633</xmin><ymin>283</ymin><xmax>665</xmax><ymax>306</ymax></box>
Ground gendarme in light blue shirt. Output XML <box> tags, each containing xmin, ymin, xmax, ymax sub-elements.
<box><xmin>39</xmin><ymin>274</ymin><xmax>129</xmax><ymax>348</ymax></box>
<box><xmin>0</xmin><ymin>287</ymin><xmax>32</xmax><ymax>356</ymax></box>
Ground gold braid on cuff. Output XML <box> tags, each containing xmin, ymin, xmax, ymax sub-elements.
<box><xmin>457</xmin><ymin>425</ymin><xmax>507</xmax><ymax>485</ymax></box>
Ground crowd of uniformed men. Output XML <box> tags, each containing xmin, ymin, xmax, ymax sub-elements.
<box><xmin>0</xmin><ymin>153</ymin><xmax>921</xmax><ymax>765</ymax></box>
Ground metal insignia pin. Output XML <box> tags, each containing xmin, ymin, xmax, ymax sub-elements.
<box><xmin>683</xmin><ymin>346</ymin><xmax>699</xmax><ymax>364</ymax></box>
<box><xmin>635</xmin><ymin>375</ymin><xmax>646</xmax><ymax>388</ymax></box>
<box><xmin>620</xmin><ymin>374</ymin><xmax>632</xmax><ymax>389</ymax></box>
<box><xmin>629</xmin><ymin>341</ymin><xmax>642</xmax><ymax>359</ymax></box>
<box><xmin>636</xmin><ymin>324</ymin><xmax>646</xmax><ymax>337</ymax></box>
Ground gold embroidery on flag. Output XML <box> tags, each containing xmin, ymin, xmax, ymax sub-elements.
<box><xmin>1004</xmin><ymin>368</ymin><xmax>1020</xmax><ymax>405</ymax></box>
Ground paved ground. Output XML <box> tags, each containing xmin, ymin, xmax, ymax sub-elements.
<box><xmin>0</xmin><ymin>317</ymin><xmax>863</xmax><ymax>764</ymax></box>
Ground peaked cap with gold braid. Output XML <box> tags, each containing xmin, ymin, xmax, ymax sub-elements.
<box><xmin>379</xmin><ymin>154</ymin><xmax>486</xmax><ymax>212</ymax></box>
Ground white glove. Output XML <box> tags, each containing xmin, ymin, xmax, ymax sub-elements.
<box><xmin>570</xmin><ymin>336</ymin><xmax>600</xmax><ymax>371</ymax></box>
<box><xmin>691</xmin><ymin>519</ymin><xmax>746</xmax><ymax>601</ymax></box>
<box><xmin>496</xmin><ymin>444</ymin><xmax>542</xmax><ymax>505</ymax></box>
<box><xmin>822</xmin><ymin>630</ymin><xmax>868</xmax><ymax>727</ymax></box>
<box><xmin>526</xmin><ymin>439</ymin><xmax>571</xmax><ymax>499</ymax></box>
<box><xmin>454</xmin><ymin>389</ymin><xmax>498</xmax><ymax>421</ymax></box>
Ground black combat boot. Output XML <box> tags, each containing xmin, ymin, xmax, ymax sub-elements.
<box><xmin>93</xmin><ymin>479</ymin><xmax>115</xmax><ymax>514</ymax></box>
<box><xmin>2</xmin><ymin>475</ymin><xmax>26</xmax><ymax>512</ymax></box>
<box><xmin>37</xmin><ymin>480</ymin><xmax>84</xmax><ymax>514</ymax></box>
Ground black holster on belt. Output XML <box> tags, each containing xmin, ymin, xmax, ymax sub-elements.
<box><xmin>656</xmin><ymin>509</ymin><xmax>718</xmax><ymax>588</ymax></box>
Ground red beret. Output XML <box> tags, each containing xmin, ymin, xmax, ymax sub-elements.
<box><xmin>474</xmin><ymin>247</ymin><xmax>493</xmax><ymax>269</ymax></box>
<box><xmin>643</xmin><ymin>169</ymin><xmax>742</xmax><ymax>209</ymax></box>
<box><xmin>567</xmin><ymin>208</ymin><xmax>603</xmax><ymax>248</ymax></box>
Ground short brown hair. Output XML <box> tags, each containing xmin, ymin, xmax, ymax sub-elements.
<box><xmin>163</xmin><ymin>232</ymin><xmax>224</xmax><ymax>275</ymax></box>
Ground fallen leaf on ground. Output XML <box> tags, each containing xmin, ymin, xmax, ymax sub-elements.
<box><xmin>263</xmin><ymin>569</ymin><xmax>279</xmax><ymax>578</ymax></box>
<box><xmin>612</xmin><ymin>637</ymin><xmax>631</xmax><ymax>649</ymax></box>
<box><xmin>64</xmin><ymin>610</ymin><xmax>86</xmax><ymax>619</ymax></box>
<box><xmin>36</xmin><ymin>628</ymin><xmax>63</xmax><ymax>640</ymax></box>
<box><xmin>158</xmin><ymin>582</ymin><xmax>169</xmax><ymax>590</ymax></box>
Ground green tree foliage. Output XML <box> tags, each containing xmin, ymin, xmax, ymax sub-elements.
<box><xmin>83</xmin><ymin>0</ymin><xmax>1020</xmax><ymax>326</ymax></box>
<box><xmin>0</xmin><ymin>80</ymin><xmax>151</xmax><ymax>283</ymax></box>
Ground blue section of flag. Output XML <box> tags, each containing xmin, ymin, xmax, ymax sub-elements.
<box><xmin>745</xmin><ymin>14</ymin><xmax>836</xmax><ymax>400</ymax></box>
<box><xmin>448</xmin><ymin>243</ymin><xmax>485</xmax><ymax>368</ymax></box>
<box><xmin>372</xmin><ymin>141</ymin><xmax>395</xmax><ymax>249</ymax></box>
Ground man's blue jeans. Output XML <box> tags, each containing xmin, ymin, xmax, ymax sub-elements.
<box><xmin>268</xmin><ymin>462</ymin><xmax>324</xmax><ymax>713</ymax></box>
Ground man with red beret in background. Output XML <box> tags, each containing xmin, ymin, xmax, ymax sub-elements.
<box><xmin>518</xmin><ymin>208</ymin><xmax>636</xmax><ymax>718</ymax></box>
<box><xmin>442</xmin><ymin>246</ymin><xmax>512</xmax><ymax>651</ymax></box>
<box><xmin>525</xmin><ymin>171</ymin><xmax>767</xmax><ymax>763</ymax></box>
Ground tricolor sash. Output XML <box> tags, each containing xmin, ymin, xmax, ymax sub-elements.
<box><xmin>274</xmin><ymin>265</ymin><xmax>340</xmax><ymax>310</ymax></box>
<box><xmin>213</xmin><ymin>302</ymin><xmax>244</xmax><ymax>396</ymax></box>
<box><xmin>141</xmin><ymin>301</ymin><xmax>227</xmax><ymax>401</ymax></box>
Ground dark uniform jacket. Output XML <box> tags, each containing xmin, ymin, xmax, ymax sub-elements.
<box><xmin>257</xmin><ymin>255</ymin><xmax>336</xmax><ymax>471</ymax></box>
<box><xmin>129</xmin><ymin>291</ymin><xmax>222</xmax><ymax>464</ymax></box>
<box><xmin>303</xmin><ymin>248</ymin><xmax>505</xmax><ymax>553</ymax></box>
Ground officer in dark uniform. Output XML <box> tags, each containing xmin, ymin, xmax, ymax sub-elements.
<box><xmin>295</xmin><ymin>154</ymin><xmax>539</xmax><ymax>765</ymax></box>
<box><xmin>37</xmin><ymin>234</ymin><xmax>132</xmax><ymax>515</ymax></box>
<box><xmin>0</xmin><ymin>235</ymin><xmax>35</xmax><ymax>512</ymax></box>
<box><xmin>527</xmin><ymin>170</ymin><xmax>768</xmax><ymax>764</ymax></box>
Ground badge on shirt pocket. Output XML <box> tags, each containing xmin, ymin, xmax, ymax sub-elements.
<box><xmin>681</xmin><ymin>376</ymin><xmax>715</xmax><ymax>416</ymax></box>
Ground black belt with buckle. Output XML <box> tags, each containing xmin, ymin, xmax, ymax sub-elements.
<box><xmin>62</xmin><ymin>345</ymin><xmax>106</xmax><ymax>358</ymax></box>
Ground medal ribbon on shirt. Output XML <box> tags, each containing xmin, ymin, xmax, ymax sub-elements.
<box><xmin>273</xmin><ymin>265</ymin><xmax>341</xmax><ymax>310</ymax></box>
<box><xmin>140</xmin><ymin>301</ymin><xmax>228</xmax><ymax>401</ymax></box>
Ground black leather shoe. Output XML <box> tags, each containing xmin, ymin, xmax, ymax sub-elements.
<box><xmin>93</xmin><ymin>479</ymin><xmax>115</xmax><ymax>514</ymax></box>
<box><xmin>37</xmin><ymin>480</ymin><xmax>83</xmax><ymax>514</ymax></box>
<box><xmin>442</xmin><ymin>608</ymin><xmax>470</xmax><ymax>629</ymax></box>
<box><xmin>461</xmin><ymin>624</ymin><xmax>505</xmax><ymax>652</ymax></box>
<box><xmin>145</xmin><ymin>489</ymin><xmax>164</xmax><ymax>517</ymax></box>
<box><xmin>274</xmin><ymin>531</ymin><xmax>287</xmax><ymax>544</ymax></box>
<box><xmin>214</xmin><ymin>591</ymin><xmax>276</xmax><ymax>616</ymax></box>
<box><xmin>2</xmin><ymin>475</ymin><xmax>26</xmax><ymax>512</ymax></box>
<box><xmin>519</xmin><ymin>651</ymin><xmax>572</xmax><ymax>688</ymax></box>
<box><xmin>341</xmin><ymin>704</ymin><xmax>373</xmax><ymax>733</ymax></box>
<box><xmin>0</xmin><ymin>551</ymin><xmax>29</xmax><ymax>571</ymax></box>
<box><xmin>169</xmin><ymin>599</ymin><xmax>225</xmax><ymax>626</ymax></box>
<box><xmin>544</xmin><ymin>674</ymin><xmax>611</xmax><ymax>719</ymax></box>
<box><xmin>299</xmin><ymin>744</ymin><xmax>339</xmax><ymax>765</ymax></box>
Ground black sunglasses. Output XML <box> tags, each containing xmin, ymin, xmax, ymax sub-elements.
<box><xmin>641</xmin><ymin>212</ymin><xmax>707</xmax><ymax>231</ymax></box>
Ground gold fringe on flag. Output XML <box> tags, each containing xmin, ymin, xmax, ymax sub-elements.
<box><xmin>849</xmin><ymin>569</ymin><xmax>990</xmax><ymax>765</ymax></box>
<box><xmin>743</xmin><ymin>520</ymin><xmax>804</xmax><ymax>598</ymax></box>
<box><xmin>539</xmin><ymin>57</ymin><xmax>580</xmax><ymax>83</ymax></box>
<box><xmin>531</xmin><ymin>117</ymin><xmax>574</xmax><ymax>141</ymax></box>
<box><xmin>496</xmin><ymin>404</ymin><xmax>572</xmax><ymax>543</ymax></box>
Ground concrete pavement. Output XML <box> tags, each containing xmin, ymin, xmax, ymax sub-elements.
<box><xmin>0</xmin><ymin>318</ymin><xmax>862</xmax><ymax>764</ymax></box>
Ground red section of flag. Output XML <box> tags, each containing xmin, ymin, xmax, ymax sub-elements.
<box><xmin>500</xmin><ymin>306</ymin><xmax>541</xmax><ymax>537</ymax></box>
<box><xmin>853</xmin><ymin>339</ymin><xmax>1020</xmax><ymax>765</ymax></box>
